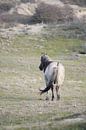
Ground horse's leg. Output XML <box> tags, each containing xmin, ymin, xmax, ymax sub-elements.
<box><xmin>51</xmin><ymin>86</ymin><xmax>54</xmax><ymax>101</ymax></box>
<box><xmin>45</xmin><ymin>91</ymin><xmax>49</xmax><ymax>100</ymax></box>
<box><xmin>56</xmin><ymin>85</ymin><xmax>60</xmax><ymax>100</ymax></box>
<box><xmin>45</xmin><ymin>80</ymin><xmax>49</xmax><ymax>100</ymax></box>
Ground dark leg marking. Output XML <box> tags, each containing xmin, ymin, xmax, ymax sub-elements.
<box><xmin>56</xmin><ymin>85</ymin><xmax>60</xmax><ymax>100</ymax></box>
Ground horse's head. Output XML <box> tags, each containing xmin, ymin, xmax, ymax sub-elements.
<box><xmin>39</xmin><ymin>54</ymin><xmax>51</xmax><ymax>71</ymax></box>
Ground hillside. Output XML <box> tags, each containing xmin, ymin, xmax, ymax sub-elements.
<box><xmin>0</xmin><ymin>0</ymin><xmax>86</xmax><ymax>24</ymax></box>
<box><xmin>0</xmin><ymin>0</ymin><xmax>86</xmax><ymax>40</ymax></box>
<box><xmin>61</xmin><ymin>0</ymin><xmax>86</xmax><ymax>6</ymax></box>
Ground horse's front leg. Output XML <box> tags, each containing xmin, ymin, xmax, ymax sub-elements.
<box><xmin>51</xmin><ymin>86</ymin><xmax>54</xmax><ymax>101</ymax></box>
<box><xmin>45</xmin><ymin>77</ymin><xmax>49</xmax><ymax>100</ymax></box>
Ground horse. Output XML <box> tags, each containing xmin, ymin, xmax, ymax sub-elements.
<box><xmin>39</xmin><ymin>54</ymin><xmax>65</xmax><ymax>101</ymax></box>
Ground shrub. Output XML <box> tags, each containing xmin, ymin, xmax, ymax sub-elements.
<box><xmin>31</xmin><ymin>2</ymin><xmax>74</xmax><ymax>24</ymax></box>
<box><xmin>0</xmin><ymin>2</ymin><xmax>14</xmax><ymax>12</ymax></box>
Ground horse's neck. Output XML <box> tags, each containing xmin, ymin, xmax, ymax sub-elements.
<box><xmin>44</xmin><ymin>60</ymin><xmax>53</xmax><ymax>73</ymax></box>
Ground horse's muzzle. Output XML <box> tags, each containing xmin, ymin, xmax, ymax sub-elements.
<box><xmin>39</xmin><ymin>65</ymin><xmax>43</xmax><ymax>71</ymax></box>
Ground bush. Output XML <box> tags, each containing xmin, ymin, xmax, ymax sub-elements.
<box><xmin>0</xmin><ymin>2</ymin><xmax>14</xmax><ymax>12</ymax></box>
<box><xmin>31</xmin><ymin>2</ymin><xmax>74</xmax><ymax>24</ymax></box>
<box><xmin>31</xmin><ymin>3</ymin><xmax>59</xmax><ymax>23</ymax></box>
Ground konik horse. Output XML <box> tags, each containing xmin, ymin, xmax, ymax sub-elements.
<box><xmin>39</xmin><ymin>54</ymin><xmax>65</xmax><ymax>101</ymax></box>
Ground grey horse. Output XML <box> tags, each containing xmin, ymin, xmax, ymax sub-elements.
<box><xmin>39</xmin><ymin>54</ymin><xmax>65</xmax><ymax>101</ymax></box>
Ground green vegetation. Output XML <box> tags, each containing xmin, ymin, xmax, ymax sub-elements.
<box><xmin>15</xmin><ymin>122</ymin><xmax>86</xmax><ymax>130</ymax></box>
<box><xmin>1</xmin><ymin>35</ymin><xmax>84</xmax><ymax>56</ymax></box>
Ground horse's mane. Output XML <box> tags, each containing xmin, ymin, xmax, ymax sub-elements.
<box><xmin>41</xmin><ymin>55</ymin><xmax>53</xmax><ymax>72</ymax></box>
<box><xmin>42</xmin><ymin>55</ymin><xmax>52</xmax><ymax>63</ymax></box>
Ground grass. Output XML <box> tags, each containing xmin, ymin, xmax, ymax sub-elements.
<box><xmin>0</xmin><ymin>35</ymin><xmax>86</xmax><ymax>130</ymax></box>
<box><xmin>5</xmin><ymin>35</ymin><xmax>85</xmax><ymax>56</ymax></box>
<box><xmin>15</xmin><ymin>122</ymin><xmax>86</xmax><ymax>130</ymax></box>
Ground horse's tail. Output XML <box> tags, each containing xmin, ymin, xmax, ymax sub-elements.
<box><xmin>40</xmin><ymin>80</ymin><xmax>53</xmax><ymax>95</ymax></box>
<box><xmin>56</xmin><ymin>62</ymin><xmax>65</xmax><ymax>86</ymax></box>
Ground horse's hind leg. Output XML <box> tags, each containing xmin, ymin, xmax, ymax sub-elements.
<box><xmin>51</xmin><ymin>86</ymin><xmax>54</xmax><ymax>101</ymax></box>
<box><xmin>45</xmin><ymin>91</ymin><xmax>49</xmax><ymax>100</ymax></box>
<box><xmin>56</xmin><ymin>85</ymin><xmax>60</xmax><ymax>100</ymax></box>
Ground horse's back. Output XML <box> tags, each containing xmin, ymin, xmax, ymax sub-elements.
<box><xmin>45</xmin><ymin>62</ymin><xmax>57</xmax><ymax>75</ymax></box>
<box><xmin>44</xmin><ymin>61</ymin><xmax>65</xmax><ymax>86</ymax></box>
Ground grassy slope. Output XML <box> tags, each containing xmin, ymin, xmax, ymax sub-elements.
<box><xmin>0</xmin><ymin>35</ymin><xmax>86</xmax><ymax>130</ymax></box>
